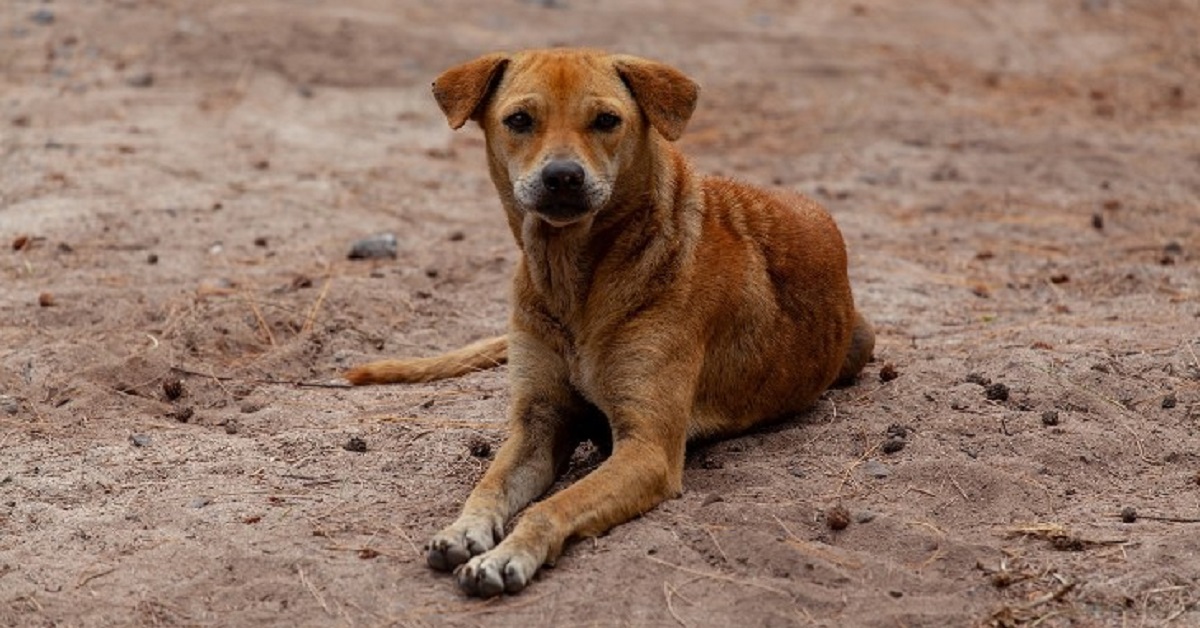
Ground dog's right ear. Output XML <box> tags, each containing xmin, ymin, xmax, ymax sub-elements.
<box><xmin>432</xmin><ymin>54</ymin><xmax>510</xmax><ymax>130</ymax></box>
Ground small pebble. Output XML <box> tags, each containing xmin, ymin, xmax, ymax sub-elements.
<box><xmin>348</xmin><ymin>233</ymin><xmax>398</xmax><ymax>260</ymax></box>
<box><xmin>188</xmin><ymin>497</ymin><xmax>211</xmax><ymax>509</ymax></box>
<box><xmin>147</xmin><ymin>253</ymin><xmax>159</xmax><ymax>264</ymax></box>
<box><xmin>344</xmin><ymin>436</ymin><xmax>368</xmax><ymax>453</ymax></box>
<box><xmin>253</xmin><ymin>236</ymin><xmax>268</xmax><ymax>247</ymax></box>
<box><xmin>1041</xmin><ymin>410</ymin><xmax>1060</xmax><ymax>426</ymax></box>
<box><xmin>1161</xmin><ymin>393</ymin><xmax>1177</xmax><ymax>409</ymax></box>
<box><xmin>863</xmin><ymin>459</ymin><xmax>891</xmax><ymax>479</ymax></box>
<box><xmin>31</xmin><ymin>8</ymin><xmax>55</xmax><ymax>25</ymax></box>
<box><xmin>0</xmin><ymin>396</ymin><xmax>20</xmax><ymax>416</ymax></box>
<box><xmin>12</xmin><ymin>235</ymin><xmax>31</xmax><ymax>251</ymax></box>
<box><xmin>126</xmin><ymin>72</ymin><xmax>155</xmax><ymax>88</ymax></box>
<box><xmin>701</xmin><ymin>494</ymin><xmax>724</xmax><ymax>507</ymax></box>
<box><xmin>223</xmin><ymin>419</ymin><xmax>239</xmax><ymax>434</ymax></box>
<box><xmin>168</xmin><ymin>407</ymin><xmax>193</xmax><ymax>423</ymax></box>
<box><xmin>881</xmin><ymin>438</ymin><xmax>905</xmax><ymax>454</ymax></box>
<box><xmin>855</xmin><ymin>510</ymin><xmax>877</xmax><ymax>524</ymax></box>
<box><xmin>130</xmin><ymin>434</ymin><xmax>151</xmax><ymax>447</ymax></box>
<box><xmin>37</xmin><ymin>292</ymin><xmax>55</xmax><ymax>307</ymax></box>
<box><xmin>1120</xmin><ymin>506</ymin><xmax>1137</xmax><ymax>523</ymax></box>
<box><xmin>448</xmin><ymin>230</ymin><xmax>466</xmax><ymax>242</ymax></box>
<box><xmin>826</xmin><ymin>505</ymin><xmax>851</xmax><ymax>531</ymax></box>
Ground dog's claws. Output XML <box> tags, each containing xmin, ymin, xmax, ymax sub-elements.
<box><xmin>458</xmin><ymin>561</ymin><xmax>505</xmax><ymax>598</ymax></box>
<box><xmin>426</xmin><ymin>537</ymin><xmax>473</xmax><ymax>572</ymax></box>
<box><xmin>455</xmin><ymin>551</ymin><xmax>534</xmax><ymax>597</ymax></box>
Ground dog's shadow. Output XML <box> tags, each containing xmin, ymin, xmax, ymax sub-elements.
<box><xmin>548</xmin><ymin>389</ymin><xmax>851</xmax><ymax>487</ymax></box>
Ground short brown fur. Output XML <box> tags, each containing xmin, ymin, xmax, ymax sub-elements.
<box><xmin>347</xmin><ymin>48</ymin><xmax>874</xmax><ymax>598</ymax></box>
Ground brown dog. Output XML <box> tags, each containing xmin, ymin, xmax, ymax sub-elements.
<box><xmin>346</xmin><ymin>48</ymin><xmax>874</xmax><ymax>598</ymax></box>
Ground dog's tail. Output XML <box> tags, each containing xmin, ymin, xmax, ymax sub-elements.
<box><xmin>834</xmin><ymin>311</ymin><xmax>875</xmax><ymax>387</ymax></box>
<box><xmin>344</xmin><ymin>335</ymin><xmax>508</xmax><ymax>385</ymax></box>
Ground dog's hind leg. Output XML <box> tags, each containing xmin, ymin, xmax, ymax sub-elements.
<box><xmin>835</xmin><ymin>311</ymin><xmax>875</xmax><ymax>386</ymax></box>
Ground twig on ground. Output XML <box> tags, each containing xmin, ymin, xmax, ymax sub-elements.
<box><xmin>394</xmin><ymin>525</ymin><xmax>423</xmax><ymax>559</ymax></box>
<box><xmin>704</xmin><ymin>525</ymin><xmax>729</xmax><ymax>563</ymax></box>
<box><xmin>371</xmin><ymin>414</ymin><xmax>506</xmax><ymax>430</ymax></box>
<box><xmin>1116</xmin><ymin>513</ymin><xmax>1200</xmax><ymax>524</ymax></box>
<box><xmin>169</xmin><ymin>366</ymin><xmax>352</xmax><ymax>389</ymax></box>
<box><xmin>773</xmin><ymin>514</ymin><xmax>864</xmax><ymax>569</ymax></box>
<box><xmin>298</xmin><ymin>567</ymin><xmax>332</xmax><ymax>615</ymax></box>
<box><xmin>645</xmin><ymin>554</ymin><xmax>790</xmax><ymax>597</ymax></box>
<box><xmin>303</xmin><ymin>274</ymin><xmax>334</xmax><ymax>335</ymax></box>
<box><xmin>1023</xmin><ymin>581</ymin><xmax>1077</xmax><ymax>611</ymax></box>
<box><xmin>663</xmin><ymin>581</ymin><xmax>692</xmax><ymax>628</ymax></box>
<box><xmin>951</xmin><ymin>478</ymin><xmax>970</xmax><ymax>501</ymax></box>
<box><xmin>74</xmin><ymin>567</ymin><xmax>116</xmax><ymax>589</ymax></box>
<box><xmin>242</xmin><ymin>288</ymin><xmax>276</xmax><ymax>346</ymax></box>
<box><xmin>904</xmin><ymin>485</ymin><xmax>938</xmax><ymax>497</ymax></box>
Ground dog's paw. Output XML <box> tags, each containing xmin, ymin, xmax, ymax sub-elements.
<box><xmin>455</xmin><ymin>548</ymin><xmax>539</xmax><ymax>598</ymax></box>
<box><xmin>426</xmin><ymin>516</ymin><xmax>500</xmax><ymax>572</ymax></box>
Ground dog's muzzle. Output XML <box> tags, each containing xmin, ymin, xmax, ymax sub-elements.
<box><xmin>535</xmin><ymin>159</ymin><xmax>591</xmax><ymax>223</ymax></box>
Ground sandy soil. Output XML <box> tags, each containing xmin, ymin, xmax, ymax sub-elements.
<box><xmin>3</xmin><ymin>1</ymin><xmax>1199</xmax><ymax>626</ymax></box>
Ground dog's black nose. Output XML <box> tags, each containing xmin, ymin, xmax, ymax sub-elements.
<box><xmin>542</xmin><ymin>160</ymin><xmax>585</xmax><ymax>193</ymax></box>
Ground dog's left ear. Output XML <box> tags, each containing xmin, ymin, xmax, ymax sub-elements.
<box><xmin>432</xmin><ymin>53</ymin><xmax>510</xmax><ymax>130</ymax></box>
<box><xmin>612</xmin><ymin>55</ymin><xmax>699</xmax><ymax>141</ymax></box>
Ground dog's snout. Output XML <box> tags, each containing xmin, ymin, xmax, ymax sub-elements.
<box><xmin>541</xmin><ymin>160</ymin><xmax>586</xmax><ymax>193</ymax></box>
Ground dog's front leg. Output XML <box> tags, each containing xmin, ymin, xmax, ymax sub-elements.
<box><xmin>426</xmin><ymin>392</ymin><xmax>580</xmax><ymax>572</ymax></box>
<box><xmin>456</xmin><ymin>404</ymin><xmax>687</xmax><ymax>597</ymax></box>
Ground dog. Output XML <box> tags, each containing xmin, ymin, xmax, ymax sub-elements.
<box><xmin>346</xmin><ymin>48</ymin><xmax>875</xmax><ymax>598</ymax></box>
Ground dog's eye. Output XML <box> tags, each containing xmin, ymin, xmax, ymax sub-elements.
<box><xmin>592</xmin><ymin>112</ymin><xmax>621</xmax><ymax>132</ymax></box>
<box><xmin>503</xmin><ymin>111</ymin><xmax>534</xmax><ymax>133</ymax></box>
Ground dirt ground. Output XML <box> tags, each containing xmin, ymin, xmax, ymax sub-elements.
<box><xmin>2</xmin><ymin>0</ymin><xmax>1199</xmax><ymax>626</ymax></box>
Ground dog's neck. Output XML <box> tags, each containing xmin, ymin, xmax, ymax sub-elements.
<box><xmin>505</xmin><ymin>139</ymin><xmax>696</xmax><ymax>325</ymax></box>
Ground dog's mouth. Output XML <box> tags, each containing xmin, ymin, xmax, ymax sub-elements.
<box><xmin>533</xmin><ymin>198</ymin><xmax>592</xmax><ymax>227</ymax></box>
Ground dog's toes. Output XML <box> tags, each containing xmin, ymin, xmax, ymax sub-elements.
<box><xmin>502</xmin><ymin>559</ymin><xmax>532</xmax><ymax>593</ymax></box>
<box><xmin>426</xmin><ymin>521</ymin><xmax>497</xmax><ymax>572</ymax></box>
<box><xmin>457</xmin><ymin>558</ymin><xmax>505</xmax><ymax>598</ymax></box>
<box><xmin>426</xmin><ymin>537</ymin><xmax>469</xmax><ymax>572</ymax></box>
<box><xmin>456</xmin><ymin>551</ymin><xmax>538</xmax><ymax>598</ymax></box>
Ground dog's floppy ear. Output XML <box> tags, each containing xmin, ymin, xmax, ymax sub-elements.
<box><xmin>612</xmin><ymin>55</ymin><xmax>699</xmax><ymax>141</ymax></box>
<box><xmin>432</xmin><ymin>53</ymin><xmax>510</xmax><ymax>130</ymax></box>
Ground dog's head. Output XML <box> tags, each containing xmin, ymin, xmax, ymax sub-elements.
<box><xmin>432</xmin><ymin>49</ymin><xmax>699</xmax><ymax>227</ymax></box>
